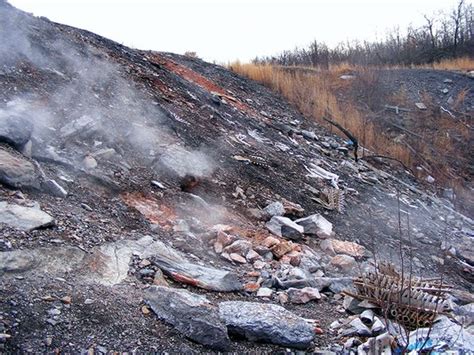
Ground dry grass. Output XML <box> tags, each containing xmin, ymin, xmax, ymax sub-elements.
<box><xmin>230</xmin><ymin>62</ymin><xmax>473</xmax><ymax>214</ymax></box>
<box><xmin>428</xmin><ymin>57</ymin><xmax>474</xmax><ymax>71</ymax></box>
<box><xmin>229</xmin><ymin>61</ymin><xmax>412</xmax><ymax>165</ymax></box>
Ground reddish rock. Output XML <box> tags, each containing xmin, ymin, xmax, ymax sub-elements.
<box><xmin>244</xmin><ymin>282</ymin><xmax>260</xmax><ymax>293</ymax></box>
<box><xmin>271</xmin><ymin>241</ymin><xmax>293</xmax><ymax>258</ymax></box>
<box><xmin>329</xmin><ymin>254</ymin><xmax>357</xmax><ymax>272</ymax></box>
<box><xmin>261</xmin><ymin>236</ymin><xmax>280</xmax><ymax>248</ymax></box>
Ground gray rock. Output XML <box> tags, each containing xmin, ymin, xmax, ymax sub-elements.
<box><xmin>223</xmin><ymin>239</ymin><xmax>252</xmax><ymax>256</ymax></box>
<box><xmin>151</xmin><ymin>248</ymin><xmax>242</xmax><ymax>292</ymax></box>
<box><xmin>301</xmin><ymin>130</ymin><xmax>318</xmax><ymax>140</ymax></box>
<box><xmin>287</xmin><ymin>287</ymin><xmax>321</xmax><ymax>304</ymax></box>
<box><xmin>263</xmin><ymin>201</ymin><xmax>285</xmax><ymax>218</ymax></box>
<box><xmin>340</xmin><ymin>318</ymin><xmax>372</xmax><ymax>337</ymax></box>
<box><xmin>256</xmin><ymin>287</ymin><xmax>273</xmax><ymax>297</ymax></box>
<box><xmin>0</xmin><ymin>201</ymin><xmax>54</xmax><ymax>231</ymax></box>
<box><xmin>145</xmin><ymin>286</ymin><xmax>230</xmax><ymax>351</ymax></box>
<box><xmin>266</xmin><ymin>216</ymin><xmax>304</xmax><ymax>241</ymax></box>
<box><xmin>0</xmin><ymin>147</ymin><xmax>40</xmax><ymax>189</ymax></box>
<box><xmin>218</xmin><ymin>301</ymin><xmax>315</xmax><ymax>349</ymax></box>
<box><xmin>295</xmin><ymin>214</ymin><xmax>333</xmax><ymax>238</ymax></box>
<box><xmin>59</xmin><ymin>115</ymin><xmax>98</xmax><ymax>138</ymax></box>
<box><xmin>310</xmin><ymin>277</ymin><xmax>354</xmax><ymax>293</ymax></box>
<box><xmin>41</xmin><ymin>179</ymin><xmax>68</xmax><ymax>198</ymax></box>
<box><xmin>0</xmin><ymin>115</ymin><xmax>33</xmax><ymax>149</ymax></box>
<box><xmin>371</xmin><ymin>317</ymin><xmax>385</xmax><ymax>335</ymax></box>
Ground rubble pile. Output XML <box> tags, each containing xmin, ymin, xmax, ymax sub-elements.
<box><xmin>0</xmin><ymin>1</ymin><xmax>472</xmax><ymax>353</ymax></box>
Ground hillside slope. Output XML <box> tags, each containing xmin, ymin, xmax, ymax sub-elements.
<box><xmin>0</xmin><ymin>2</ymin><xmax>473</xmax><ymax>353</ymax></box>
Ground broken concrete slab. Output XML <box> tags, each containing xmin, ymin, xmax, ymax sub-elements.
<box><xmin>145</xmin><ymin>286</ymin><xmax>230</xmax><ymax>351</ymax></box>
<box><xmin>266</xmin><ymin>216</ymin><xmax>304</xmax><ymax>241</ymax></box>
<box><xmin>218</xmin><ymin>301</ymin><xmax>315</xmax><ymax>349</ymax></box>
<box><xmin>0</xmin><ymin>147</ymin><xmax>40</xmax><ymax>189</ymax></box>
<box><xmin>0</xmin><ymin>201</ymin><xmax>54</xmax><ymax>231</ymax></box>
<box><xmin>295</xmin><ymin>214</ymin><xmax>334</xmax><ymax>238</ymax></box>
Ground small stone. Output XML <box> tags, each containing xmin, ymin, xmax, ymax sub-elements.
<box><xmin>229</xmin><ymin>253</ymin><xmax>247</xmax><ymax>264</ymax></box>
<box><xmin>139</xmin><ymin>259</ymin><xmax>151</xmax><ymax>268</ymax></box>
<box><xmin>263</xmin><ymin>201</ymin><xmax>285</xmax><ymax>218</ymax></box>
<box><xmin>271</xmin><ymin>241</ymin><xmax>293</xmax><ymax>258</ymax></box>
<box><xmin>84</xmin><ymin>299</ymin><xmax>94</xmax><ymax>305</ymax></box>
<box><xmin>278</xmin><ymin>292</ymin><xmax>289</xmax><ymax>304</ymax></box>
<box><xmin>47</xmin><ymin>308</ymin><xmax>61</xmax><ymax>316</ymax></box>
<box><xmin>60</xmin><ymin>296</ymin><xmax>72</xmax><ymax>304</ymax></box>
<box><xmin>42</xmin><ymin>295</ymin><xmax>55</xmax><ymax>302</ymax></box>
<box><xmin>42</xmin><ymin>179</ymin><xmax>68</xmax><ymax>198</ymax></box>
<box><xmin>224</xmin><ymin>239</ymin><xmax>252</xmax><ymax>255</ymax></box>
<box><xmin>295</xmin><ymin>214</ymin><xmax>333</xmax><ymax>238</ymax></box>
<box><xmin>287</xmin><ymin>287</ymin><xmax>321</xmax><ymax>304</ymax></box>
<box><xmin>256</xmin><ymin>287</ymin><xmax>273</xmax><ymax>297</ymax></box>
<box><xmin>151</xmin><ymin>180</ymin><xmax>166</xmax><ymax>189</ymax></box>
<box><xmin>141</xmin><ymin>305</ymin><xmax>151</xmax><ymax>315</ymax></box>
<box><xmin>246</xmin><ymin>249</ymin><xmax>261</xmax><ymax>262</ymax></box>
<box><xmin>290</xmin><ymin>253</ymin><xmax>302</xmax><ymax>266</ymax></box>
<box><xmin>46</xmin><ymin>319</ymin><xmax>58</xmax><ymax>326</ymax></box>
<box><xmin>153</xmin><ymin>269</ymin><xmax>169</xmax><ymax>287</ymax></box>
<box><xmin>329</xmin><ymin>255</ymin><xmax>357</xmax><ymax>272</ymax></box>
<box><xmin>45</xmin><ymin>336</ymin><xmax>53</xmax><ymax>346</ymax></box>
<box><xmin>244</xmin><ymin>282</ymin><xmax>260</xmax><ymax>293</ymax></box>
<box><xmin>81</xmin><ymin>203</ymin><xmax>93</xmax><ymax>212</ymax></box>
<box><xmin>314</xmin><ymin>327</ymin><xmax>324</xmax><ymax>335</ymax></box>
<box><xmin>266</xmin><ymin>216</ymin><xmax>304</xmax><ymax>240</ymax></box>
<box><xmin>82</xmin><ymin>155</ymin><xmax>97</xmax><ymax>169</ymax></box>
<box><xmin>261</xmin><ymin>236</ymin><xmax>280</xmax><ymax>248</ymax></box>
<box><xmin>415</xmin><ymin>102</ymin><xmax>427</xmax><ymax>110</ymax></box>
<box><xmin>253</xmin><ymin>260</ymin><xmax>266</xmax><ymax>270</ymax></box>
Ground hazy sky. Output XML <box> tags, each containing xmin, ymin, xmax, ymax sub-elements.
<box><xmin>8</xmin><ymin>0</ymin><xmax>462</xmax><ymax>63</ymax></box>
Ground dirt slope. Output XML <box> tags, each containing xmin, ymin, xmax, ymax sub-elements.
<box><xmin>0</xmin><ymin>2</ymin><xmax>473</xmax><ymax>353</ymax></box>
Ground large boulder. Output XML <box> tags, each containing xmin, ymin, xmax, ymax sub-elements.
<box><xmin>295</xmin><ymin>214</ymin><xmax>334</xmax><ymax>238</ymax></box>
<box><xmin>218</xmin><ymin>301</ymin><xmax>315</xmax><ymax>349</ymax></box>
<box><xmin>0</xmin><ymin>147</ymin><xmax>40</xmax><ymax>189</ymax></box>
<box><xmin>0</xmin><ymin>115</ymin><xmax>33</xmax><ymax>149</ymax></box>
<box><xmin>266</xmin><ymin>216</ymin><xmax>304</xmax><ymax>241</ymax></box>
<box><xmin>145</xmin><ymin>286</ymin><xmax>230</xmax><ymax>351</ymax></box>
<box><xmin>0</xmin><ymin>201</ymin><xmax>54</xmax><ymax>231</ymax></box>
<box><xmin>150</xmin><ymin>243</ymin><xmax>242</xmax><ymax>292</ymax></box>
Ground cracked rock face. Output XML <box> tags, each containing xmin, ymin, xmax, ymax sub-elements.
<box><xmin>218</xmin><ymin>301</ymin><xmax>315</xmax><ymax>349</ymax></box>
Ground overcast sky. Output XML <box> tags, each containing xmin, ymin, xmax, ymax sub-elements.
<box><xmin>8</xmin><ymin>0</ymin><xmax>462</xmax><ymax>63</ymax></box>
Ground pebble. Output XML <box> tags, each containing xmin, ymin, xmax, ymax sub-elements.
<box><xmin>84</xmin><ymin>299</ymin><xmax>94</xmax><ymax>305</ymax></box>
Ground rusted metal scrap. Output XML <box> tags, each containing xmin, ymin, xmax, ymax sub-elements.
<box><xmin>311</xmin><ymin>187</ymin><xmax>345</xmax><ymax>212</ymax></box>
<box><xmin>347</xmin><ymin>262</ymin><xmax>451</xmax><ymax>330</ymax></box>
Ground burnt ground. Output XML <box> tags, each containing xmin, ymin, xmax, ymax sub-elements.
<box><xmin>0</xmin><ymin>2</ymin><xmax>473</xmax><ymax>354</ymax></box>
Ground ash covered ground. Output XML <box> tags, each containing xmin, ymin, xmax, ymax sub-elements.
<box><xmin>0</xmin><ymin>2</ymin><xmax>473</xmax><ymax>353</ymax></box>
